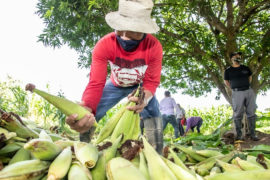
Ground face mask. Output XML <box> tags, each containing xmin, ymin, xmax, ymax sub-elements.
<box><xmin>116</xmin><ymin>34</ymin><xmax>145</xmax><ymax>52</ymax></box>
<box><xmin>234</xmin><ymin>57</ymin><xmax>241</xmax><ymax>63</ymax></box>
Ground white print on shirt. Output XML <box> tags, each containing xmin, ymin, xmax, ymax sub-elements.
<box><xmin>110</xmin><ymin>62</ymin><xmax>148</xmax><ymax>87</ymax></box>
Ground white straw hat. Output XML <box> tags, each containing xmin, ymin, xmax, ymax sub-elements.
<box><xmin>105</xmin><ymin>0</ymin><xmax>160</xmax><ymax>34</ymax></box>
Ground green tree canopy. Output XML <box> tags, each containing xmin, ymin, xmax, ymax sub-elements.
<box><xmin>36</xmin><ymin>0</ymin><xmax>270</xmax><ymax>104</ymax></box>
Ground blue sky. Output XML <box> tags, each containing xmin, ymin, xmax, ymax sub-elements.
<box><xmin>0</xmin><ymin>1</ymin><xmax>268</xmax><ymax>111</ymax></box>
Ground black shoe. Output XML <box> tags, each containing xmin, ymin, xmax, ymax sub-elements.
<box><xmin>235</xmin><ymin>136</ymin><xmax>244</xmax><ymax>141</ymax></box>
<box><xmin>251</xmin><ymin>136</ymin><xmax>260</xmax><ymax>141</ymax></box>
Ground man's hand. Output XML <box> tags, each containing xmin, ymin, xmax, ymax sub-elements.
<box><xmin>127</xmin><ymin>89</ymin><xmax>153</xmax><ymax>113</ymax></box>
<box><xmin>65</xmin><ymin>102</ymin><xmax>96</xmax><ymax>133</ymax></box>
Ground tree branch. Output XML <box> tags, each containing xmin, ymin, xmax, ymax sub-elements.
<box><xmin>192</xmin><ymin>0</ymin><xmax>227</xmax><ymax>34</ymax></box>
<box><xmin>235</xmin><ymin>0</ymin><xmax>270</xmax><ymax>30</ymax></box>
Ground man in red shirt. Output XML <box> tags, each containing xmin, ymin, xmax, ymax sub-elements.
<box><xmin>66</xmin><ymin>0</ymin><xmax>164</xmax><ymax>153</ymax></box>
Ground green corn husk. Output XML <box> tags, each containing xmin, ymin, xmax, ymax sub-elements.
<box><xmin>139</xmin><ymin>151</ymin><xmax>150</xmax><ymax>180</ymax></box>
<box><xmin>0</xmin><ymin>128</ymin><xmax>17</xmax><ymax>142</ymax></box>
<box><xmin>131</xmin><ymin>156</ymin><xmax>140</xmax><ymax>168</ymax></box>
<box><xmin>8</xmin><ymin>148</ymin><xmax>31</xmax><ymax>165</ymax></box>
<box><xmin>130</xmin><ymin>113</ymin><xmax>141</xmax><ymax>140</ymax></box>
<box><xmin>48</xmin><ymin>133</ymin><xmax>64</xmax><ymax>142</ymax></box>
<box><xmin>142</xmin><ymin>137</ymin><xmax>177</xmax><ymax>180</ymax></box>
<box><xmin>0</xmin><ymin>159</ymin><xmax>50</xmax><ymax>180</ymax></box>
<box><xmin>246</xmin><ymin>155</ymin><xmax>267</xmax><ymax>168</ymax></box>
<box><xmin>176</xmin><ymin>146</ymin><xmax>206</xmax><ymax>162</ymax></box>
<box><xmin>25</xmin><ymin>83</ymin><xmax>97</xmax><ymax>126</ymax></box>
<box><xmin>68</xmin><ymin>161</ymin><xmax>92</xmax><ymax>180</ymax></box>
<box><xmin>38</xmin><ymin>130</ymin><xmax>53</xmax><ymax>142</ymax></box>
<box><xmin>162</xmin><ymin>157</ymin><xmax>197</xmax><ymax>180</ymax></box>
<box><xmin>195</xmin><ymin>149</ymin><xmax>222</xmax><ymax>158</ymax></box>
<box><xmin>110</xmin><ymin>103</ymin><xmax>136</xmax><ymax>142</ymax></box>
<box><xmin>106</xmin><ymin>157</ymin><xmax>147</xmax><ymax>180</ymax></box>
<box><xmin>206</xmin><ymin>169</ymin><xmax>270</xmax><ymax>180</ymax></box>
<box><xmin>195</xmin><ymin>153</ymin><xmax>234</xmax><ymax>176</ymax></box>
<box><xmin>24</xmin><ymin>139</ymin><xmax>61</xmax><ymax>161</ymax></box>
<box><xmin>95</xmin><ymin>103</ymin><xmax>128</xmax><ymax>144</ymax></box>
<box><xmin>169</xmin><ymin>147</ymin><xmax>190</xmax><ymax>172</ymax></box>
<box><xmin>0</xmin><ymin>143</ymin><xmax>22</xmax><ymax>156</ymax></box>
<box><xmin>209</xmin><ymin>166</ymin><xmax>222</xmax><ymax>176</ymax></box>
<box><xmin>91</xmin><ymin>135</ymin><xmax>122</xmax><ymax>180</ymax></box>
<box><xmin>54</xmin><ymin>139</ymin><xmax>75</xmax><ymax>150</ymax></box>
<box><xmin>74</xmin><ymin>141</ymin><xmax>98</xmax><ymax>168</ymax></box>
<box><xmin>47</xmin><ymin>146</ymin><xmax>72</xmax><ymax>180</ymax></box>
<box><xmin>216</xmin><ymin>159</ymin><xmax>242</xmax><ymax>172</ymax></box>
<box><xmin>233</xmin><ymin>157</ymin><xmax>264</xmax><ymax>170</ymax></box>
<box><xmin>0</xmin><ymin>112</ymin><xmax>38</xmax><ymax>139</ymax></box>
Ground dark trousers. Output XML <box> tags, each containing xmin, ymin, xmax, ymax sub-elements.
<box><xmin>190</xmin><ymin>119</ymin><xmax>203</xmax><ymax>133</ymax></box>
<box><xmin>162</xmin><ymin>114</ymin><xmax>179</xmax><ymax>138</ymax></box>
<box><xmin>177</xmin><ymin>118</ymin><xmax>185</xmax><ymax>136</ymax></box>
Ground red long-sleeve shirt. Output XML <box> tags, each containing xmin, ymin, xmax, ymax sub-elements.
<box><xmin>82</xmin><ymin>32</ymin><xmax>163</xmax><ymax>114</ymax></box>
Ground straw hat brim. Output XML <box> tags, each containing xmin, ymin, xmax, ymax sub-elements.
<box><xmin>105</xmin><ymin>11</ymin><xmax>160</xmax><ymax>34</ymax></box>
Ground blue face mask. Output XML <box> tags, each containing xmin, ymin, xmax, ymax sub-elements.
<box><xmin>116</xmin><ymin>34</ymin><xmax>146</xmax><ymax>52</ymax></box>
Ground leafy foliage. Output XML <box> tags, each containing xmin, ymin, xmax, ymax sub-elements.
<box><xmin>36</xmin><ymin>0</ymin><xmax>270</xmax><ymax>104</ymax></box>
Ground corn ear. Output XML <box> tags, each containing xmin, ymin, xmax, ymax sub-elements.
<box><xmin>68</xmin><ymin>161</ymin><xmax>92</xmax><ymax>180</ymax></box>
<box><xmin>38</xmin><ymin>130</ymin><xmax>53</xmax><ymax>142</ymax></box>
<box><xmin>106</xmin><ymin>157</ymin><xmax>147</xmax><ymax>180</ymax></box>
<box><xmin>206</xmin><ymin>169</ymin><xmax>270</xmax><ymax>180</ymax></box>
<box><xmin>216</xmin><ymin>159</ymin><xmax>242</xmax><ymax>172</ymax></box>
<box><xmin>8</xmin><ymin>147</ymin><xmax>31</xmax><ymax>165</ymax></box>
<box><xmin>233</xmin><ymin>157</ymin><xmax>264</xmax><ymax>170</ymax></box>
<box><xmin>162</xmin><ymin>157</ymin><xmax>197</xmax><ymax>180</ymax></box>
<box><xmin>169</xmin><ymin>147</ymin><xmax>190</xmax><ymax>172</ymax></box>
<box><xmin>0</xmin><ymin>128</ymin><xmax>17</xmax><ymax>142</ymax></box>
<box><xmin>176</xmin><ymin>146</ymin><xmax>206</xmax><ymax>162</ymax></box>
<box><xmin>139</xmin><ymin>151</ymin><xmax>150</xmax><ymax>180</ymax></box>
<box><xmin>142</xmin><ymin>137</ymin><xmax>177</xmax><ymax>180</ymax></box>
<box><xmin>47</xmin><ymin>146</ymin><xmax>72</xmax><ymax>180</ymax></box>
<box><xmin>0</xmin><ymin>143</ymin><xmax>22</xmax><ymax>156</ymax></box>
<box><xmin>74</xmin><ymin>141</ymin><xmax>98</xmax><ymax>168</ymax></box>
<box><xmin>195</xmin><ymin>149</ymin><xmax>222</xmax><ymax>158</ymax></box>
<box><xmin>24</xmin><ymin>139</ymin><xmax>61</xmax><ymax>161</ymax></box>
<box><xmin>0</xmin><ymin>159</ymin><xmax>49</xmax><ymax>180</ymax></box>
<box><xmin>91</xmin><ymin>135</ymin><xmax>123</xmax><ymax>180</ymax></box>
<box><xmin>110</xmin><ymin>103</ymin><xmax>135</xmax><ymax>142</ymax></box>
<box><xmin>130</xmin><ymin>113</ymin><xmax>141</xmax><ymax>140</ymax></box>
<box><xmin>95</xmin><ymin>103</ymin><xmax>127</xmax><ymax>144</ymax></box>
<box><xmin>0</xmin><ymin>112</ymin><xmax>38</xmax><ymax>139</ymax></box>
<box><xmin>25</xmin><ymin>83</ymin><xmax>97</xmax><ymax>126</ymax></box>
<box><xmin>54</xmin><ymin>139</ymin><xmax>75</xmax><ymax>150</ymax></box>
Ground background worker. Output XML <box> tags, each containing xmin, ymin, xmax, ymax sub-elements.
<box><xmin>160</xmin><ymin>91</ymin><xmax>181</xmax><ymax>138</ymax></box>
<box><xmin>224</xmin><ymin>52</ymin><xmax>259</xmax><ymax>141</ymax></box>
<box><xmin>176</xmin><ymin>103</ymin><xmax>185</xmax><ymax>136</ymax></box>
<box><xmin>65</xmin><ymin>0</ymin><xmax>164</xmax><ymax>153</ymax></box>
<box><xmin>182</xmin><ymin>116</ymin><xmax>203</xmax><ymax>136</ymax></box>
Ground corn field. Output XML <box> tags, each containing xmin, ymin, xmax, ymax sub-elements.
<box><xmin>1</xmin><ymin>78</ymin><xmax>270</xmax><ymax>180</ymax></box>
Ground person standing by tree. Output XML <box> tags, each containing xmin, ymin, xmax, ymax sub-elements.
<box><xmin>224</xmin><ymin>52</ymin><xmax>259</xmax><ymax>141</ymax></box>
<box><xmin>160</xmin><ymin>91</ymin><xmax>181</xmax><ymax>138</ymax></box>
<box><xmin>176</xmin><ymin>103</ymin><xmax>185</xmax><ymax>136</ymax></box>
<box><xmin>65</xmin><ymin>0</ymin><xmax>164</xmax><ymax>153</ymax></box>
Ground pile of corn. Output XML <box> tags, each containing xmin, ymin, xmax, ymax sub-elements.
<box><xmin>1</xmin><ymin>84</ymin><xmax>270</xmax><ymax>179</ymax></box>
<box><xmin>2</xmin><ymin>108</ymin><xmax>270</xmax><ymax>179</ymax></box>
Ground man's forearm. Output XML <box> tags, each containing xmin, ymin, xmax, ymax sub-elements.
<box><xmin>144</xmin><ymin>89</ymin><xmax>153</xmax><ymax>105</ymax></box>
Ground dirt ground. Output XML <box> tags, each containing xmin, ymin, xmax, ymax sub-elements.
<box><xmin>239</xmin><ymin>131</ymin><xmax>270</xmax><ymax>150</ymax></box>
<box><xmin>222</xmin><ymin>130</ymin><xmax>270</xmax><ymax>150</ymax></box>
